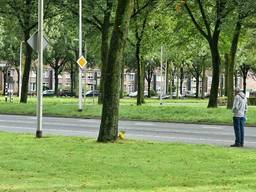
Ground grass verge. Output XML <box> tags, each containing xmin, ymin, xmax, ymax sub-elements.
<box><xmin>0</xmin><ymin>96</ymin><xmax>256</xmax><ymax>126</ymax></box>
<box><xmin>1</xmin><ymin>132</ymin><xmax>256</xmax><ymax>192</ymax></box>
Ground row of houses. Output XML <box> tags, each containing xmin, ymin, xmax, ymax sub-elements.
<box><xmin>1</xmin><ymin>61</ymin><xmax>256</xmax><ymax>97</ymax></box>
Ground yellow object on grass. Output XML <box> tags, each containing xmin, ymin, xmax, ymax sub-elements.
<box><xmin>118</xmin><ymin>131</ymin><xmax>126</xmax><ymax>140</ymax></box>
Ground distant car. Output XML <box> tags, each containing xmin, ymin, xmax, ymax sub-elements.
<box><xmin>172</xmin><ymin>92</ymin><xmax>184</xmax><ymax>98</ymax></box>
<box><xmin>128</xmin><ymin>91</ymin><xmax>148</xmax><ymax>97</ymax></box>
<box><xmin>7</xmin><ymin>89</ymin><xmax>13</xmax><ymax>94</ymax></box>
<box><xmin>59</xmin><ymin>90</ymin><xmax>73</xmax><ymax>97</ymax></box>
<box><xmin>84</xmin><ymin>90</ymin><xmax>99</xmax><ymax>97</ymax></box>
<box><xmin>128</xmin><ymin>91</ymin><xmax>137</xmax><ymax>97</ymax></box>
<box><xmin>43</xmin><ymin>90</ymin><xmax>55</xmax><ymax>96</ymax></box>
<box><xmin>161</xmin><ymin>95</ymin><xmax>171</xmax><ymax>99</ymax></box>
<box><xmin>185</xmin><ymin>91</ymin><xmax>196</xmax><ymax>97</ymax></box>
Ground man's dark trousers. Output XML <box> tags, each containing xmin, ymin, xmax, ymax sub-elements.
<box><xmin>233</xmin><ymin>117</ymin><xmax>245</xmax><ymax>146</ymax></box>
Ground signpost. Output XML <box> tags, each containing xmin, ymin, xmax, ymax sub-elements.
<box><xmin>36</xmin><ymin>0</ymin><xmax>44</xmax><ymax>138</ymax></box>
<box><xmin>77</xmin><ymin>56</ymin><xmax>87</xmax><ymax>69</ymax></box>
<box><xmin>26</xmin><ymin>1</ymin><xmax>47</xmax><ymax>138</ymax></box>
<box><xmin>78</xmin><ymin>0</ymin><xmax>84</xmax><ymax>111</ymax></box>
<box><xmin>27</xmin><ymin>31</ymin><xmax>48</xmax><ymax>52</ymax></box>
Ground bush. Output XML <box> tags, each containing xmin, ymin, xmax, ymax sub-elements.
<box><xmin>150</xmin><ymin>90</ymin><xmax>157</xmax><ymax>96</ymax></box>
<box><xmin>218</xmin><ymin>97</ymin><xmax>256</xmax><ymax>106</ymax></box>
<box><xmin>248</xmin><ymin>98</ymin><xmax>256</xmax><ymax>106</ymax></box>
<box><xmin>218</xmin><ymin>97</ymin><xmax>227</xmax><ymax>106</ymax></box>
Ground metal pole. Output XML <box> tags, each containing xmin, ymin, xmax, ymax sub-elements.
<box><xmin>165</xmin><ymin>59</ymin><xmax>167</xmax><ymax>95</ymax></box>
<box><xmin>36</xmin><ymin>0</ymin><xmax>43</xmax><ymax>138</ymax></box>
<box><xmin>160</xmin><ymin>46</ymin><xmax>163</xmax><ymax>105</ymax></box>
<box><xmin>78</xmin><ymin>0</ymin><xmax>83</xmax><ymax>111</ymax></box>
<box><xmin>19</xmin><ymin>42</ymin><xmax>23</xmax><ymax>99</ymax></box>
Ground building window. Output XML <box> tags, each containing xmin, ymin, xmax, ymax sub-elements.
<box><xmin>126</xmin><ymin>74</ymin><xmax>135</xmax><ymax>81</ymax></box>
<box><xmin>43</xmin><ymin>70</ymin><xmax>48</xmax><ymax>78</ymax></box>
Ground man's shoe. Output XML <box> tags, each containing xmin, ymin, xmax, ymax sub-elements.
<box><xmin>230</xmin><ymin>144</ymin><xmax>241</xmax><ymax>147</ymax></box>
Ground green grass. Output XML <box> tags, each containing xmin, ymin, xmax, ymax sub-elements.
<box><xmin>1</xmin><ymin>132</ymin><xmax>256</xmax><ymax>192</ymax></box>
<box><xmin>0</xmin><ymin>96</ymin><xmax>256</xmax><ymax>126</ymax></box>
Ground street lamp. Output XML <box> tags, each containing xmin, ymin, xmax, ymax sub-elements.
<box><xmin>160</xmin><ymin>46</ymin><xmax>163</xmax><ymax>105</ymax></box>
<box><xmin>36</xmin><ymin>0</ymin><xmax>44</xmax><ymax>138</ymax></box>
<box><xmin>78</xmin><ymin>0</ymin><xmax>83</xmax><ymax>111</ymax></box>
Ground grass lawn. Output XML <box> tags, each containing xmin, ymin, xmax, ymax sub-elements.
<box><xmin>0</xmin><ymin>96</ymin><xmax>256</xmax><ymax>126</ymax></box>
<box><xmin>1</xmin><ymin>132</ymin><xmax>256</xmax><ymax>192</ymax></box>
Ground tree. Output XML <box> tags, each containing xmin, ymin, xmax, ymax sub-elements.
<box><xmin>45</xmin><ymin>14</ymin><xmax>76</xmax><ymax>95</ymax></box>
<box><xmin>0</xmin><ymin>16</ymin><xmax>22</xmax><ymax>94</ymax></box>
<box><xmin>178</xmin><ymin>0</ymin><xmax>228</xmax><ymax>107</ymax></box>
<box><xmin>225</xmin><ymin>0</ymin><xmax>256</xmax><ymax>108</ymax></box>
<box><xmin>0</xmin><ymin>0</ymin><xmax>60</xmax><ymax>103</ymax></box>
<box><xmin>145</xmin><ymin>58</ymin><xmax>159</xmax><ymax>97</ymax></box>
<box><xmin>132</xmin><ymin>0</ymin><xmax>156</xmax><ymax>105</ymax></box>
<box><xmin>97</xmin><ymin>0</ymin><xmax>133</xmax><ymax>142</ymax></box>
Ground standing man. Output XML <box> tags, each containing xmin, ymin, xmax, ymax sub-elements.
<box><xmin>231</xmin><ymin>87</ymin><xmax>248</xmax><ymax>147</ymax></box>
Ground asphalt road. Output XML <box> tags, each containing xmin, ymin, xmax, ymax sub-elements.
<box><xmin>1</xmin><ymin>114</ymin><xmax>256</xmax><ymax>148</ymax></box>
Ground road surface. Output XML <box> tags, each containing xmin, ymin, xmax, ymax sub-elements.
<box><xmin>1</xmin><ymin>114</ymin><xmax>256</xmax><ymax>148</ymax></box>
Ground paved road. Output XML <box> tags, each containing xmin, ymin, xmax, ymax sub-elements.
<box><xmin>1</xmin><ymin>114</ymin><xmax>256</xmax><ymax>148</ymax></box>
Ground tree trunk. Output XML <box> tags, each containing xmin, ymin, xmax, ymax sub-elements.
<box><xmin>201</xmin><ymin>60</ymin><xmax>206</xmax><ymax>99</ymax></box>
<box><xmin>234</xmin><ymin>70</ymin><xmax>238</xmax><ymax>88</ymax></box>
<box><xmin>153</xmin><ymin>74</ymin><xmax>156</xmax><ymax>92</ymax></box>
<box><xmin>17</xmin><ymin>68</ymin><xmax>20</xmax><ymax>96</ymax></box>
<box><xmin>169</xmin><ymin>62</ymin><xmax>173</xmax><ymax>99</ymax></box>
<box><xmin>220</xmin><ymin>73</ymin><xmax>224</xmax><ymax>97</ymax></box>
<box><xmin>3</xmin><ymin>72</ymin><xmax>7</xmax><ymax>96</ymax></box>
<box><xmin>136</xmin><ymin>39</ymin><xmax>144</xmax><ymax>105</ymax></box>
<box><xmin>54</xmin><ymin>68</ymin><xmax>59</xmax><ymax>96</ymax></box>
<box><xmin>196</xmin><ymin>74</ymin><xmax>200</xmax><ymax>98</ymax></box>
<box><xmin>166</xmin><ymin>61</ymin><xmax>169</xmax><ymax>94</ymax></box>
<box><xmin>207</xmin><ymin>40</ymin><xmax>221</xmax><ymax>108</ymax></box>
<box><xmin>243</xmin><ymin>73</ymin><xmax>247</xmax><ymax>94</ymax></box>
<box><xmin>227</xmin><ymin>20</ymin><xmax>242</xmax><ymax>109</ymax></box>
<box><xmin>179</xmin><ymin>67</ymin><xmax>184</xmax><ymax>96</ymax></box>
<box><xmin>120</xmin><ymin>63</ymin><xmax>124</xmax><ymax>98</ymax></box>
<box><xmin>20</xmin><ymin>32</ymin><xmax>32</xmax><ymax>103</ymax></box>
<box><xmin>70</xmin><ymin>62</ymin><xmax>75</xmax><ymax>96</ymax></box>
<box><xmin>147</xmin><ymin>77</ymin><xmax>151</xmax><ymax>98</ymax></box>
<box><xmin>176</xmin><ymin>74</ymin><xmax>179</xmax><ymax>99</ymax></box>
<box><xmin>98</xmin><ymin>0</ymin><xmax>113</xmax><ymax>104</ymax></box>
<box><xmin>224</xmin><ymin>53</ymin><xmax>229</xmax><ymax>97</ymax></box>
<box><xmin>98</xmin><ymin>0</ymin><xmax>133</xmax><ymax>142</ymax></box>
<box><xmin>74</xmin><ymin>63</ymin><xmax>79</xmax><ymax>97</ymax></box>
<box><xmin>241</xmin><ymin>64</ymin><xmax>250</xmax><ymax>94</ymax></box>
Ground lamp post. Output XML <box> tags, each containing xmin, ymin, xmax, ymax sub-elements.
<box><xmin>36</xmin><ymin>0</ymin><xmax>44</xmax><ymax>138</ymax></box>
<box><xmin>78</xmin><ymin>0</ymin><xmax>83</xmax><ymax>111</ymax></box>
<box><xmin>160</xmin><ymin>46</ymin><xmax>163</xmax><ymax>105</ymax></box>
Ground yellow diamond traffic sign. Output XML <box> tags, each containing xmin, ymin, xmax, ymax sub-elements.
<box><xmin>77</xmin><ymin>56</ymin><xmax>87</xmax><ymax>69</ymax></box>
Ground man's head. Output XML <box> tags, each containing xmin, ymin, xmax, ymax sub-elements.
<box><xmin>235</xmin><ymin>87</ymin><xmax>241</xmax><ymax>95</ymax></box>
